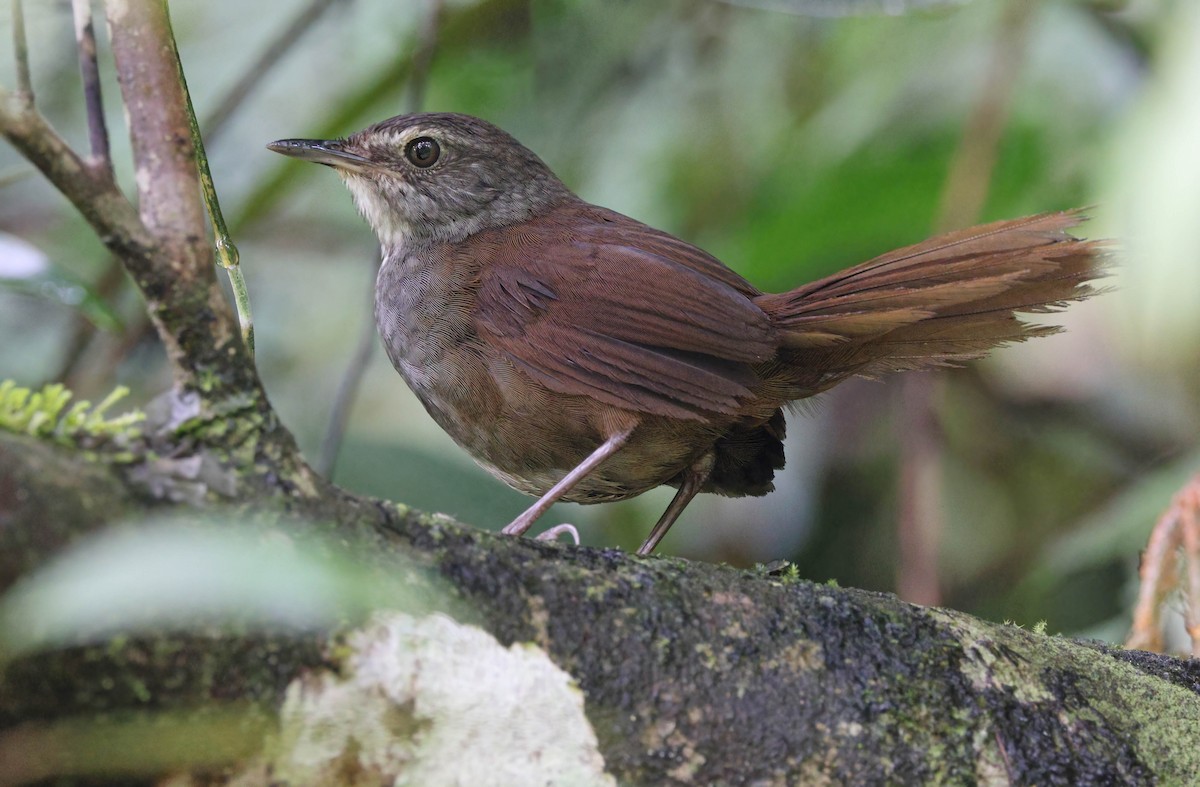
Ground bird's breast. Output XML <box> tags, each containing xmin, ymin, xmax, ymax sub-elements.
<box><xmin>374</xmin><ymin>248</ymin><xmax>472</xmax><ymax>393</ymax></box>
<box><xmin>370</xmin><ymin>247</ymin><xmax>718</xmax><ymax>504</ymax></box>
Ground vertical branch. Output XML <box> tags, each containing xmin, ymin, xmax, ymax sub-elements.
<box><xmin>895</xmin><ymin>0</ymin><xmax>1035</xmax><ymax>606</ymax></box>
<box><xmin>11</xmin><ymin>0</ymin><xmax>33</xmax><ymax>106</ymax></box>
<box><xmin>895</xmin><ymin>375</ymin><xmax>943</xmax><ymax>605</ymax></box>
<box><xmin>103</xmin><ymin>0</ymin><xmax>245</xmax><ymax>394</ymax></box>
<box><xmin>55</xmin><ymin>0</ymin><xmax>342</xmax><ymax>386</ymax></box>
<box><xmin>933</xmin><ymin>0</ymin><xmax>1035</xmax><ymax>234</ymax></box>
<box><xmin>163</xmin><ymin>4</ymin><xmax>255</xmax><ymax>355</ymax></box>
<box><xmin>47</xmin><ymin>0</ymin><xmax>118</xmax><ymax>390</ymax></box>
<box><xmin>316</xmin><ymin>0</ymin><xmax>445</xmax><ymax>478</ymax></box>
<box><xmin>72</xmin><ymin>0</ymin><xmax>111</xmax><ymax>171</ymax></box>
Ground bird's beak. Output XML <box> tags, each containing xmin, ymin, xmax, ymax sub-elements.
<box><xmin>266</xmin><ymin>138</ymin><xmax>372</xmax><ymax>172</ymax></box>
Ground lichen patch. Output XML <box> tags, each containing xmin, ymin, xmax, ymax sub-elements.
<box><xmin>265</xmin><ymin>612</ymin><xmax>615</xmax><ymax>786</ymax></box>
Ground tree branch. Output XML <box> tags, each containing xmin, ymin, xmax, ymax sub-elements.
<box><xmin>72</xmin><ymin>0</ymin><xmax>112</xmax><ymax>171</ymax></box>
<box><xmin>101</xmin><ymin>0</ymin><xmax>251</xmax><ymax>398</ymax></box>
<box><xmin>10</xmin><ymin>0</ymin><xmax>33</xmax><ymax>106</ymax></box>
<box><xmin>0</xmin><ymin>91</ymin><xmax>156</xmax><ymax>274</ymax></box>
<box><xmin>1</xmin><ymin>432</ymin><xmax>1198</xmax><ymax>784</ymax></box>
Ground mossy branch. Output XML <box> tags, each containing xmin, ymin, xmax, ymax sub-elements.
<box><xmin>1</xmin><ymin>432</ymin><xmax>1199</xmax><ymax>784</ymax></box>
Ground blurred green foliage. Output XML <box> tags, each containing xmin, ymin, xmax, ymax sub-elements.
<box><xmin>2</xmin><ymin>0</ymin><xmax>1198</xmax><ymax>645</ymax></box>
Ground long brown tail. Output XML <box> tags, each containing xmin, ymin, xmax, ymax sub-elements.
<box><xmin>755</xmin><ymin>210</ymin><xmax>1108</xmax><ymax>396</ymax></box>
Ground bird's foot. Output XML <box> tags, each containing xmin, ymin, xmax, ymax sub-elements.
<box><xmin>534</xmin><ymin>523</ymin><xmax>580</xmax><ymax>546</ymax></box>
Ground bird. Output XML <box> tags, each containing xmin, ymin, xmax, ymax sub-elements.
<box><xmin>268</xmin><ymin>112</ymin><xmax>1105</xmax><ymax>556</ymax></box>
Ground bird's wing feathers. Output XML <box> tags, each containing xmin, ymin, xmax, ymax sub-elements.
<box><xmin>472</xmin><ymin>204</ymin><xmax>776</xmax><ymax>420</ymax></box>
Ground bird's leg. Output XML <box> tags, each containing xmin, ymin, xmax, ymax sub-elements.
<box><xmin>637</xmin><ymin>452</ymin><xmax>716</xmax><ymax>556</ymax></box>
<box><xmin>502</xmin><ymin>427</ymin><xmax>634</xmax><ymax>539</ymax></box>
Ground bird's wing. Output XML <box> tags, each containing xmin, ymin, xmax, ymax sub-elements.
<box><xmin>471</xmin><ymin>203</ymin><xmax>777</xmax><ymax>421</ymax></box>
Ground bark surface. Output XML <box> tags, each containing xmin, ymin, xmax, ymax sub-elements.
<box><xmin>3</xmin><ymin>432</ymin><xmax>1199</xmax><ymax>785</ymax></box>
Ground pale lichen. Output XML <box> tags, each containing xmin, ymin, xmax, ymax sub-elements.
<box><xmin>261</xmin><ymin>612</ymin><xmax>615</xmax><ymax>786</ymax></box>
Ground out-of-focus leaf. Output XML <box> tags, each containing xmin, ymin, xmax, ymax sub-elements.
<box><xmin>0</xmin><ymin>706</ymin><xmax>272</xmax><ymax>786</ymax></box>
<box><xmin>1105</xmin><ymin>2</ymin><xmax>1200</xmax><ymax>366</ymax></box>
<box><xmin>0</xmin><ymin>516</ymin><xmax>448</xmax><ymax>660</ymax></box>
<box><xmin>0</xmin><ymin>233</ymin><xmax>123</xmax><ymax>331</ymax></box>
<box><xmin>1021</xmin><ymin>449</ymin><xmax>1200</xmax><ymax>592</ymax></box>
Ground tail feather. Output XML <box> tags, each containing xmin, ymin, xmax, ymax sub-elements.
<box><xmin>756</xmin><ymin>210</ymin><xmax>1108</xmax><ymax>395</ymax></box>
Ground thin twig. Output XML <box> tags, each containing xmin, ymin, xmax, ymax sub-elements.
<box><xmin>11</xmin><ymin>0</ymin><xmax>33</xmax><ymax>106</ymax></box>
<box><xmin>894</xmin><ymin>0</ymin><xmax>1035</xmax><ymax>605</ymax></box>
<box><xmin>72</xmin><ymin>0</ymin><xmax>111</xmax><ymax>171</ymax></box>
<box><xmin>163</xmin><ymin>5</ymin><xmax>255</xmax><ymax>356</ymax></box>
<box><xmin>316</xmin><ymin>307</ymin><xmax>379</xmax><ymax>477</ymax></box>
<box><xmin>204</xmin><ymin>0</ymin><xmax>343</xmax><ymax>143</ymax></box>
<box><xmin>0</xmin><ymin>88</ymin><xmax>152</xmax><ymax>270</ymax></box>
<box><xmin>41</xmin><ymin>0</ymin><xmax>118</xmax><ymax>387</ymax></box>
<box><xmin>54</xmin><ymin>257</ymin><xmax>128</xmax><ymax>387</ymax></box>
<box><xmin>316</xmin><ymin>0</ymin><xmax>445</xmax><ymax>478</ymax></box>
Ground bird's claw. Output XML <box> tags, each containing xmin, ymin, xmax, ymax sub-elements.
<box><xmin>535</xmin><ymin>523</ymin><xmax>580</xmax><ymax>546</ymax></box>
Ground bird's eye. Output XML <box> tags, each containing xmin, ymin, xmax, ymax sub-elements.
<box><xmin>404</xmin><ymin>137</ymin><xmax>440</xmax><ymax>168</ymax></box>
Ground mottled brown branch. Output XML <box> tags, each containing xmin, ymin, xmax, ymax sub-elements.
<box><xmin>102</xmin><ymin>0</ymin><xmax>249</xmax><ymax>396</ymax></box>
<box><xmin>3</xmin><ymin>432</ymin><xmax>1200</xmax><ymax>785</ymax></box>
<box><xmin>72</xmin><ymin>0</ymin><xmax>112</xmax><ymax>172</ymax></box>
<box><xmin>105</xmin><ymin>0</ymin><xmax>211</xmax><ymax>279</ymax></box>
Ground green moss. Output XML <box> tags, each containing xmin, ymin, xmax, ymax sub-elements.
<box><xmin>0</xmin><ymin>381</ymin><xmax>144</xmax><ymax>447</ymax></box>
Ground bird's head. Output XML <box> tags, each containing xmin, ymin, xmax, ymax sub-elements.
<box><xmin>268</xmin><ymin>112</ymin><xmax>573</xmax><ymax>248</ymax></box>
